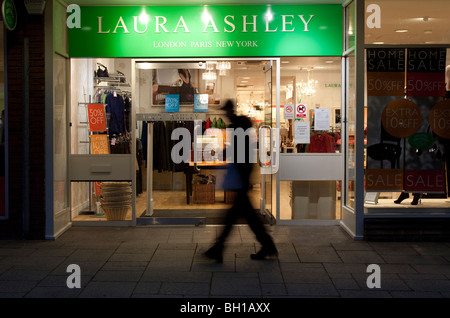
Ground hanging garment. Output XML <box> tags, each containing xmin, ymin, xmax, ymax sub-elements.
<box><xmin>124</xmin><ymin>96</ymin><xmax>132</xmax><ymax>132</ymax></box>
<box><xmin>141</xmin><ymin>121</ymin><xmax>148</xmax><ymax>164</ymax></box>
<box><xmin>105</xmin><ymin>93</ymin><xmax>125</xmax><ymax>135</ymax></box>
<box><xmin>153</xmin><ymin>121</ymin><xmax>169</xmax><ymax>172</ymax></box>
<box><xmin>307</xmin><ymin>133</ymin><xmax>335</xmax><ymax>153</ymax></box>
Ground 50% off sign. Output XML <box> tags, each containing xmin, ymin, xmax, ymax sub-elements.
<box><xmin>87</xmin><ymin>104</ymin><xmax>107</xmax><ymax>132</ymax></box>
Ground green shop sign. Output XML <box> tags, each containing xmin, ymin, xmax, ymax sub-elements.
<box><xmin>68</xmin><ymin>5</ymin><xmax>342</xmax><ymax>58</ymax></box>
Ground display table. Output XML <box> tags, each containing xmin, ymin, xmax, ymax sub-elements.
<box><xmin>186</xmin><ymin>161</ymin><xmax>229</xmax><ymax>204</ymax></box>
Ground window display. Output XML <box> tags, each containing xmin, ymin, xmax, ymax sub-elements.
<box><xmin>365</xmin><ymin>48</ymin><xmax>450</xmax><ymax>210</ymax></box>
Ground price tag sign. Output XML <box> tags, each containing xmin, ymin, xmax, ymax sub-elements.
<box><xmin>90</xmin><ymin>134</ymin><xmax>109</xmax><ymax>154</ymax></box>
<box><xmin>165</xmin><ymin>94</ymin><xmax>180</xmax><ymax>112</ymax></box>
<box><xmin>87</xmin><ymin>104</ymin><xmax>107</xmax><ymax>132</ymax></box>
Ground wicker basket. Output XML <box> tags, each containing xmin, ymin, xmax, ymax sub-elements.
<box><xmin>100</xmin><ymin>182</ymin><xmax>131</xmax><ymax>220</ymax></box>
<box><xmin>193</xmin><ymin>183</ymin><xmax>215</xmax><ymax>204</ymax></box>
<box><xmin>224</xmin><ymin>190</ymin><xmax>238</xmax><ymax>204</ymax></box>
<box><xmin>102</xmin><ymin>206</ymin><xmax>130</xmax><ymax>221</ymax></box>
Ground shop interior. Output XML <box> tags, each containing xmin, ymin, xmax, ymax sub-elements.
<box><xmin>69</xmin><ymin>56</ymin><xmax>346</xmax><ymax>223</ymax></box>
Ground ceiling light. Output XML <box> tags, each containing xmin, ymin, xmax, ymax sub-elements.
<box><xmin>202</xmin><ymin>71</ymin><xmax>216</xmax><ymax>81</ymax></box>
<box><xmin>136</xmin><ymin>62</ymin><xmax>151</xmax><ymax>69</ymax></box>
<box><xmin>264</xmin><ymin>6</ymin><xmax>274</xmax><ymax>22</ymax></box>
<box><xmin>139</xmin><ymin>10</ymin><xmax>150</xmax><ymax>24</ymax></box>
<box><xmin>395</xmin><ymin>29</ymin><xmax>408</xmax><ymax>33</ymax></box>
<box><xmin>202</xmin><ymin>7</ymin><xmax>212</xmax><ymax>24</ymax></box>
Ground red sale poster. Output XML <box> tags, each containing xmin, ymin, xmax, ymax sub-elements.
<box><xmin>404</xmin><ymin>48</ymin><xmax>447</xmax><ymax>193</ymax></box>
<box><xmin>87</xmin><ymin>104</ymin><xmax>107</xmax><ymax>132</ymax></box>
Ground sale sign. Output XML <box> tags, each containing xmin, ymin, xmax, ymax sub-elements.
<box><xmin>429</xmin><ymin>99</ymin><xmax>450</xmax><ymax>139</ymax></box>
<box><xmin>87</xmin><ymin>104</ymin><xmax>107</xmax><ymax>132</ymax></box>
<box><xmin>366</xmin><ymin>169</ymin><xmax>403</xmax><ymax>191</ymax></box>
<box><xmin>366</xmin><ymin>48</ymin><xmax>406</xmax><ymax>191</ymax></box>
<box><xmin>90</xmin><ymin>134</ymin><xmax>109</xmax><ymax>154</ymax></box>
<box><xmin>367</xmin><ymin>48</ymin><xmax>405</xmax><ymax>96</ymax></box>
<box><xmin>406</xmin><ymin>48</ymin><xmax>446</xmax><ymax>97</ymax></box>
<box><xmin>405</xmin><ymin>169</ymin><xmax>446</xmax><ymax>193</ymax></box>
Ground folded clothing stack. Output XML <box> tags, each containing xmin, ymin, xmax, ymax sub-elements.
<box><xmin>193</xmin><ymin>174</ymin><xmax>216</xmax><ymax>185</ymax></box>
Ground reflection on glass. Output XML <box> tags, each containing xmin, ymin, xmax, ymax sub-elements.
<box><xmin>54</xmin><ymin>55</ymin><xmax>69</xmax><ymax>215</ymax></box>
<box><xmin>346</xmin><ymin>54</ymin><xmax>356</xmax><ymax>209</ymax></box>
<box><xmin>345</xmin><ymin>1</ymin><xmax>356</xmax><ymax>50</ymax></box>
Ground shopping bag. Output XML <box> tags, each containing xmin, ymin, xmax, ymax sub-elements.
<box><xmin>222</xmin><ymin>164</ymin><xmax>243</xmax><ymax>190</ymax></box>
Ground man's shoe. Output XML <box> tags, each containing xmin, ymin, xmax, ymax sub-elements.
<box><xmin>204</xmin><ymin>245</ymin><xmax>223</xmax><ymax>263</ymax></box>
<box><xmin>250</xmin><ymin>246</ymin><xmax>278</xmax><ymax>260</ymax></box>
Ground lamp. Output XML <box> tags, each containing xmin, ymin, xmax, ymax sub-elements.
<box><xmin>202</xmin><ymin>70</ymin><xmax>217</xmax><ymax>81</ymax></box>
<box><xmin>298</xmin><ymin>68</ymin><xmax>318</xmax><ymax>97</ymax></box>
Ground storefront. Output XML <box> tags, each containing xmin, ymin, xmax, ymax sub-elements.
<box><xmin>59</xmin><ymin>2</ymin><xmax>350</xmax><ymax>235</ymax></box>
<box><xmin>2</xmin><ymin>0</ymin><xmax>446</xmax><ymax>240</ymax></box>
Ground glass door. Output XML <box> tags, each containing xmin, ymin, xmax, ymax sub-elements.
<box><xmin>259</xmin><ymin>61</ymin><xmax>275</xmax><ymax>223</ymax></box>
<box><xmin>134</xmin><ymin>58</ymin><xmax>277</xmax><ymax>225</ymax></box>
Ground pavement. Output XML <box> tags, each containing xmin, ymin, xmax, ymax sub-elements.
<box><xmin>0</xmin><ymin>223</ymin><xmax>450</xmax><ymax>302</ymax></box>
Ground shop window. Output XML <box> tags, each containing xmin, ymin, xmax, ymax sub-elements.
<box><xmin>364</xmin><ymin>48</ymin><xmax>450</xmax><ymax>211</ymax></box>
<box><xmin>70</xmin><ymin>58</ymin><xmax>132</xmax><ymax>156</ymax></box>
<box><xmin>279</xmin><ymin>57</ymin><xmax>342</xmax><ymax>154</ymax></box>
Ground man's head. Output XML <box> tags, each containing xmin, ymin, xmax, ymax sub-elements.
<box><xmin>221</xmin><ymin>99</ymin><xmax>236</xmax><ymax>119</ymax></box>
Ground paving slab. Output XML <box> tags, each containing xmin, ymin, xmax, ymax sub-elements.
<box><xmin>0</xmin><ymin>224</ymin><xmax>448</xmax><ymax>302</ymax></box>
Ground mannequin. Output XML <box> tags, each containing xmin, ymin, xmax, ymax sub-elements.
<box><xmin>446</xmin><ymin>65</ymin><xmax>450</xmax><ymax>98</ymax></box>
<box><xmin>394</xmin><ymin>192</ymin><xmax>421</xmax><ymax>205</ymax></box>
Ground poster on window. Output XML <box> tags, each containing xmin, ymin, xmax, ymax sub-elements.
<box><xmin>294</xmin><ymin>121</ymin><xmax>310</xmax><ymax>144</ymax></box>
<box><xmin>314</xmin><ymin>108</ymin><xmax>330</xmax><ymax>131</ymax></box>
<box><xmin>295</xmin><ymin>103</ymin><xmax>307</xmax><ymax>119</ymax></box>
<box><xmin>366</xmin><ymin>48</ymin><xmax>406</xmax><ymax>191</ymax></box>
<box><xmin>404</xmin><ymin>48</ymin><xmax>447</xmax><ymax>193</ymax></box>
<box><xmin>87</xmin><ymin>104</ymin><xmax>107</xmax><ymax>132</ymax></box>
<box><xmin>165</xmin><ymin>94</ymin><xmax>180</xmax><ymax>112</ymax></box>
<box><xmin>366</xmin><ymin>48</ymin><xmax>448</xmax><ymax>193</ymax></box>
<box><xmin>194</xmin><ymin>94</ymin><xmax>208</xmax><ymax>112</ymax></box>
<box><xmin>90</xmin><ymin>134</ymin><xmax>109</xmax><ymax>155</ymax></box>
<box><xmin>284</xmin><ymin>104</ymin><xmax>294</xmax><ymax>119</ymax></box>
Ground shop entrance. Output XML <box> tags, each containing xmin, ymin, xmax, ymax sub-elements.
<box><xmin>134</xmin><ymin>59</ymin><xmax>277</xmax><ymax>225</ymax></box>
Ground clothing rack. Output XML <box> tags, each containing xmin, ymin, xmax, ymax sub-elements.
<box><xmin>136</xmin><ymin>112</ymin><xmax>206</xmax><ymax>122</ymax></box>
